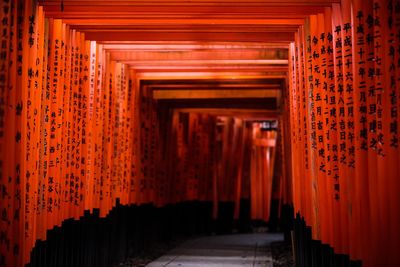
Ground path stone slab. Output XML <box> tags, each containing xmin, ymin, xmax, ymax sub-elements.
<box><xmin>146</xmin><ymin>233</ymin><xmax>283</xmax><ymax>267</ymax></box>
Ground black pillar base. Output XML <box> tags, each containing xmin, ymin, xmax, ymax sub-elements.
<box><xmin>26</xmin><ymin>200</ymin><xmax>254</xmax><ymax>267</ymax></box>
<box><xmin>293</xmin><ymin>213</ymin><xmax>363</xmax><ymax>267</ymax></box>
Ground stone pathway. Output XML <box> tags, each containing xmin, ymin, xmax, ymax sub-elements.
<box><xmin>146</xmin><ymin>233</ymin><xmax>284</xmax><ymax>267</ymax></box>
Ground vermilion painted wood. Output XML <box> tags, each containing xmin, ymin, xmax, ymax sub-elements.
<box><xmin>1</xmin><ymin>0</ymin><xmax>399</xmax><ymax>266</ymax></box>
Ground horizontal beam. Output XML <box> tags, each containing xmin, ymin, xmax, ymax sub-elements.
<box><xmin>175</xmin><ymin>108</ymin><xmax>280</xmax><ymax>119</ymax></box>
<box><xmin>121</xmin><ymin>59</ymin><xmax>288</xmax><ymax>65</ymax></box>
<box><xmin>143</xmin><ymin>77</ymin><xmax>284</xmax><ymax>86</ymax></box>
<box><xmin>44</xmin><ymin>14</ymin><xmax>309</xmax><ymax>21</ymax></box>
<box><xmin>108</xmin><ymin>49</ymin><xmax>288</xmax><ymax>61</ymax></box>
<box><xmin>40</xmin><ymin>0</ymin><xmax>339</xmax><ymax>7</ymax></box>
<box><xmin>158</xmin><ymin>97</ymin><xmax>278</xmax><ymax>109</ymax></box>
<box><xmin>85</xmin><ymin>31</ymin><xmax>294</xmax><ymax>43</ymax></box>
<box><xmin>62</xmin><ymin>18</ymin><xmax>305</xmax><ymax>26</ymax></box>
<box><xmin>132</xmin><ymin>67</ymin><xmax>289</xmax><ymax>73</ymax></box>
<box><xmin>101</xmin><ymin>41</ymin><xmax>290</xmax><ymax>49</ymax></box>
<box><xmin>78</xmin><ymin>25</ymin><xmax>299</xmax><ymax>33</ymax></box>
<box><xmin>148</xmin><ymin>84</ymin><xmax>281</xmax><ymax>89</ymax></box>
<box><xmin>137</xmin><ymin>72</ymin><xmax>287</xmax><ymax>80</ymax></box>
<box><xmin>153</xmin><ymin>89</ymin><xmax>281</xmax><ymax>99</ymax></box>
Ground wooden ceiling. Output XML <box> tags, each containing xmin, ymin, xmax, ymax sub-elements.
<box><xmin>39</xmin><ymin>0</ymin><xmax>339</xmax><ymax>119</ymax></box>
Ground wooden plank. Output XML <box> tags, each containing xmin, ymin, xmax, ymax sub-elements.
<box><xmin>84</xmin><ymin>31</ymin><xmax>295</xmax><ymax>43</ymax></box>
<box><xmin>108</xmin><ymin>49</ymin><xmax>288</xmax><ymax>61</ymax></box>
<box><xmin>153</xmin><ymin>89</ymin><xmax>280</xmax><ymax>99</ymax></box>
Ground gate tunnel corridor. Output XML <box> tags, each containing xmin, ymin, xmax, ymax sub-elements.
<box><xmin>1</xmin><ymin>0</ymin><xmax>400</xmax><ymax>266</ymax></box>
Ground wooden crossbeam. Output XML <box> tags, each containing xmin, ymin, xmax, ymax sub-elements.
<box><xmin>108</xmin><ymin>49</ymin><xmax>288</xmax><ymax>61</ymax></box>
<box><xmin>153</xmin><ymin>89</ymin><xmax>281</xmax><ymax>99</ymax></box>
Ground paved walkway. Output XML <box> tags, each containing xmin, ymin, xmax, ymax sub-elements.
<box><xmin>146</xmin><ymin>233</ymin><xmax>283</xmax><ymax>267</ymax></box>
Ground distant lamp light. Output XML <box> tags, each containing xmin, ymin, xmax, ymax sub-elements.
<box><xmin>260</xmin><ymin>120</ymin><xmax>278</xmax><ymax>131</ymax></box>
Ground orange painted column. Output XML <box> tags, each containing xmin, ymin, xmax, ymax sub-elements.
<box><xmin>300</xmin><ymin>22</ymin><xmax>314</xmax><ymax>229</ymax></box>
<box><xmin>1</xmin><ymin>0</ymin><xmax>18</xmax><ymax>266</ymax></box>
<box><xmin>249</xmin><ymin>125</ymin><xmax>276</xmax><ymax>222</ymax></box>
<box><xmin>288</xmin><ymin>1</ymin><xmax>400</xmax><ymax>265</ymax></box>
<box><xmin>128</xmin><ymin>69</ymin><xmax>138</xmax><ymax>205</ymax></box>
<box><xmin>35</xmin><ymin>7</ymin><xmax>47</xmax><ymax>241</ymax></box>
<box><xmin>20</xmin><ymin>1</ymin><xmax>42</xmax><ymax>262</ymax></box>
<box><xmin>351</xmin><ymin>0</ymin><xmax>371</xmax><ymax>262</ymax></box>
<box><xmin>391</xmin><ymin>0</ymin><xmax>400</xmax><ymax>264</ymax></box>
<box><xmin>99</xmin><ymin>52</ymin><xmax>112</xmax><ymax>218</ymax></box>
<box><xmin>233</xmin><ymin>120</ymin><xmax>245</xmax><ymax>220</ymax></box>
<box><xmin>12</xmin><ymin>1</ymin><xmax>25</xmax><ymax>265</ymax></box>
<box><xmin>93</xmin><ymin>44</ymin><xmax>104</xmax><ymax>210</ymax></box>
<box><xmin>365</xmin><ymin>1</ymin><xmax>379</xmax><ymax>265</ymax></box>
<box><xmin>321</xmin><ymin>7</ymin><xmax>335</xmax><ymax>247</ymax></box>
<box><xmin>330</xmin><ymin>4</ymin><xmax>346</xmax><ymax>254</ymax></box>
<box><xmin>288</xmin><ymin>42</ymin><xmax>298</xmax><ymax>215</ymax></box>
